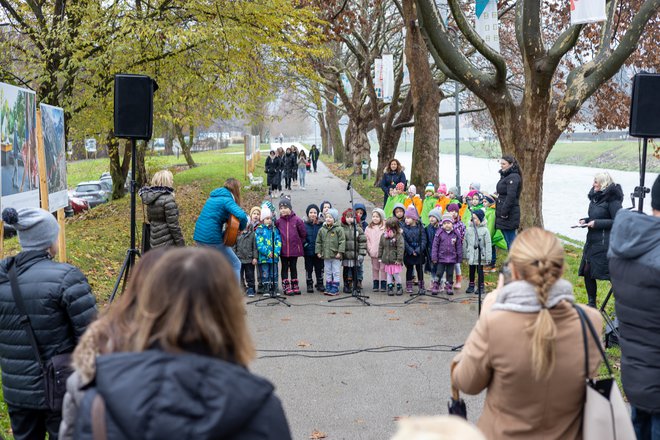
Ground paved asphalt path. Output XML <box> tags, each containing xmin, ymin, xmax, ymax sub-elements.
<box><xmin>246</xmin><ymin>159</ymin><xmax>485</xmax><ymax>439</ymax></box>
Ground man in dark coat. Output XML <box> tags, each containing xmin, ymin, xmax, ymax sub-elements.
<box><xmin>379</xmin><ymin>159</ymin><xmax>407</xmax><ymax>208</ymax></box>
<box><xmin>0</xmin><ymin>207</ymin><xmax>96</xmax><ymax>440</ymax></box>
<box><xmin>608</xmin><ymin>175</ymin><xmax>660</xmax><ymax>438</ymax></box>
<box><xmin>578</xmin><ymin>176</ymin><xmax>623</xmax><ymax>307</ymax></box>
<box><xmin>495</xmin><ymin>155</ymin><xmax>522</xmax><ymax>250</ymax></box>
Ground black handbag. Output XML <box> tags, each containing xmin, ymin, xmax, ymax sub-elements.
<box><xmin>8</xmin><ymin>258</ymin><xmax>73</xmax><ymax>411</ymax></box>
<box><xmin>141</xmin><ymin>202</ymin><xmax>151</xmax><ymax>254</ymax></box>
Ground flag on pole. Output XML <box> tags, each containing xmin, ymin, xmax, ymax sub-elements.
<box><xmin>475</xmin><ymin>0</ymin><xmax>500</xmax><ymax>52</ymax></box>
<box><xmin>382</xmin><ymin>54</ymin><xmax>394</xmax><ymax>103</ymax></box>
<box><xmin>570</xmin><ymin>0</ymin><xmax>606</xmax><ymax>24</ymax></box>
<box><xmin>374</xmin><ymin>58</ymin><xmax>383</xmax><ymax>99</ymax></box>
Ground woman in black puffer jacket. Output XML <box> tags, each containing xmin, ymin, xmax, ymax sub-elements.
<box><xmin>495</xmin><ymin>155</ymin><xmax>522</xmax><ymax>250</ymax></box>
<box><xmin>139</xmin><ymin>170</ymin><xmax>185</xmax><ymax>249</ymax></box>
<box><xmin>577</xmin><ymin>172</ymin><xmax>623</xmax><ymax>308</ymax></box>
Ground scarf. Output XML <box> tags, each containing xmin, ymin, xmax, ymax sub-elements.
<box><xmin>491</xmin><ymin>279</ymin><xmax>575</xmax><ymax>313</ymax></box>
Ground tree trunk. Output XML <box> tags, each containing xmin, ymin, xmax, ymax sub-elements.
<box><xmin>324</xmin><ymin>85</ymin><xmax>344</xmax><ymax>163</ymax></box>
<box><xmin>164</xmin><ymin>124</ymin><xmax>174</xmax><ymax>156</ymax></box>
<box><xmin>107</xmin><ymin>132</ymin><xmax>130</xmax><ymax>200</ymax></box>
<box><xmin>318</xmin><ymin>111</ymin><xmax>329</xmax><ymax>155</ymax></box>
<box><xmin>375</xmin><ymin>128</ymin><xmax>404</xmax><ymax>184</ymax></box>
<box><xmin>135</xmin><ymin>140</ymin><xmax>148</xmax><ymax>188</ymax></box>
<box><xmin>175</xmin><ymin>123</ymin><xmax>197</xmax><ymax>168</ymax></box>
<box><xmin>345</xmin><ymin>120</ymin><xmax>371</xmax><ymax>175</ymax></box>
<box><xmin>404</xmin><ymin>0</ymin><xmax>443</xmax><ymax>188</ymax></box>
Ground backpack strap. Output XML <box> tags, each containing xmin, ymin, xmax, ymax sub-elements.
<box><xmin>92</xmin><ymin>393</ymin><xmax>108</xmax><ymax>440</ymax></box>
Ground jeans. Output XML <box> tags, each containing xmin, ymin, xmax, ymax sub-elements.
<box><xmin>632</xmin><ymin>406</ymin><xmax>660</xmax><ymax>440</ymax></box>
<box><xmin>324</xmin><ymin>258</ymin><xmax>341</xmax><ymax>283</ymax></box>
<box><xmin>260</xmin><ymin>262</ymin><xmax>278</xmax><ymax>285</ymax></box>
<box><xmin>298</xmin><ymin>167</ymin><xmax>306</xmax><ymax>188</ymax></box>
<box><xmin>490</xmin><ymin>245</ymin><xmax>497</xmax><ymax>266</ymax></box>
<box><xmin>8</xmin><ymin>406</ymin><xmax>61</xmax><ymax>440</ymax></box>
<box><xmin>501</xmin><ymin>229</ymin><xmax>517</xmax><ymax>251</ymax></box>
<box><xmin>197</xmin><ymin>242</ymin><xmax>241</xmax><ymax>283</ymax></box>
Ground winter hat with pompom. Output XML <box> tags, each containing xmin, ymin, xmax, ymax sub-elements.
<box><xmin>2</xmin><ymin>207</ymin><xmax>59</xmax><ymax>251</ymax></box>
<box><xmin>395</xmin><ymin>182</ymin><xmax>405</xmax><ymax>192</ymax></box>
<box><xmin>437</xmin><ymin>183</ymin><xmax>448</xmax><ymax>195</ymax></box>
<box><xmin>260</xmin><ymin>206</ymin><xmax>273</xmax><ymax>222</ymax></box>
<box><xmin>424</xmin><ymin>182</ymin><xmax>435</xmax><ymax>194</ymax></box>
<box><xmin>441</xmin><ymin>213</ymin><xmax>454</xmax><ymax>224</ymax></box>
<box><xmin>405</xmin><ymin>206</ymin><xmax>419</xmax><ymax>221</ymax></box>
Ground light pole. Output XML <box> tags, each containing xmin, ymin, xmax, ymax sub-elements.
<box><xmin>451</xmin><ymin>28</ymin><xmax>461</xmax><ymax>195</ymax></box>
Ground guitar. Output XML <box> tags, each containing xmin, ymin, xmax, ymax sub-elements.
<box><xmin>223</xmin><ymin>214</ymin><xmax>241</xmax><ymax>247</ymax></box>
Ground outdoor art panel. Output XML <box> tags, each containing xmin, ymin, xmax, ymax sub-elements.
<box><xmin>40</xmin><ymin>104</ymin><xmax>68</xmax><ymax>211</ymax></box>
<box><xmin>0</xmin><ymin>82</ymin><xmax>40</xmax><ymax>210</ymax></box>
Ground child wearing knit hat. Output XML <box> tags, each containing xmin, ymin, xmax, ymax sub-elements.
<box><xmin>275</xmin><ymin>197</ymin><xmax>307</xmax><ymax>295</ymax></box>
<box><xmin>482</xmin><ymin>194</ymin><xmax>506</xmax><ymax>271</ymax></box>
<box><xmin>404</xmin><ymin>185</ymin><xmax>423</xmax><ymax>216</ymax></box>
<box><xmin>432</xmin><ymin>214</ymin><xmax>463</xmax><ymax>294</ymax></box>
<box><xmin>234</xmin><ymin>209</ymin><xmax>260</xmax><ymax>297</ymax></box>
<box><xmin>463</xmin><ymin>209</ymin><xmax>491</xmax><ymax>295</ymax></box>
<box><xmin>435</xmin><ymin>183</ymin><xmax>451</xmax><ymax>214</ymax></box>
<box><xmin>255</xmin><ymin>206</ymin><xmax>283</xmax><ymax>297</ymax></box>
<box><xmin>425</xmin><ymin>208</ymin><xmax>443</xmax><ymax>294</ymax></box>
<box><xmin>421</xmin><ymin>182</ymin><xmax>440</xmax><ymax>227</ymax></box>
<box><xmin>340</xmin><ymin>209</ymin><xmax>367</xmax><ymax>294</ymax></box>
<box><xmin>303</xmin><ymin>204</ymin><xmax>325</xmax><ymax>293</ymax></box>
<box><xmin>403</xmin><ymin>206</ymin><xmax>427</xmax><ymax>294</ymax></box>
<box><xmin>445</xmin><ymin>204</ymin><xmax>466</xmax><ymax>289</ymax></box>
<box><xmin>384</xmin><ymin>183</ymin><xmax>407</xmax><ymax>219</ymax></box>
<box><xmin>316</xmin><ymin>208</ymin><xmax>345</xmax><ymax>295</ymax></box>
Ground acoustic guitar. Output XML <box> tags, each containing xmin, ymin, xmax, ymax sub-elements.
<box><xmin>223</xmin><ymin>214</ymin><xmax>241</xmax><ymax>247</ymax></box>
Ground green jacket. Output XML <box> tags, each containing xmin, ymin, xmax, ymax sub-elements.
<box><xmin>421</xmin><ymin>196</ymin><xmax>439</xmax><ymax>226</ymax></box>
<box><xmin>384</xmin><ymin>193</ymin><xmax>407</xmax><ymax>218</ymax></box>
<box><xmin>462</xmin><ymin>203</ymin><xmax>484</xmax><ymax>227</ymax></box>
<box><xmin>378</xmin><ymin>233</ymin><xmax>404</xmax><ymax>265</ymax></box>
<box><xmin>485</xmin><ymin>206</ymin><xmax>507</xmax><ymax>250</ymax></box>
<box><xmin>315</xmin><ymin>223</ymin><xmax>346</xmax><ymax>259</ymax></box>
<box><xmin>342</xmin><ymin>223</ymin><xmax>367</xmax><ymax>260</ymax></box>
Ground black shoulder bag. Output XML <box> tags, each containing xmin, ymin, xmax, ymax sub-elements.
<box><xmin>8</xmin><ymin>258</ymin><xmax>73</xmax><ymax>411</ymax></box>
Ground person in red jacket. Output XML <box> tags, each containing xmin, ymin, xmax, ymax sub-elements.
<box><xmin>275</xmin><ymin>197</ymin><xmax>307</xmax><ymax>295</ymax></box>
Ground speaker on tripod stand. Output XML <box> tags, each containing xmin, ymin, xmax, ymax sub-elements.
<box><xmin>109</xmin><ymin>74</ymin><xmax>158</xmax><ymax>303</ymax></box>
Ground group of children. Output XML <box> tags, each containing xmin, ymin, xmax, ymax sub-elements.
<box><xmin>233</xmin><ymin>180</ymin><xmax>506</xmax><ymax>297</ymax></box>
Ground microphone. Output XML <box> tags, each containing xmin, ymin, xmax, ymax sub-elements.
<box><xmin>347</xmin><ymin>178</ymin><xmax>352</xmax><ymax>190</ymax></box>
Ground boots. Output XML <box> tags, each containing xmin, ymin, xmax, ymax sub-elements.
<box><xmin>291</xmin><ymin>279</ymin><xmax>301</xmax><ymax>295</ymax></box>
<box><xmin>387</xmin><ymin>283</ymin><xmax>395</xmax><ymax>296</ymax></box>
<box><xmin>380</xmin><ymin>280</ymin><xmax>387</xmax><ymax>291</ymax></box>
<box><xmin>356</xmin><ymin>280</ymin><xmax>362</xmax><ymax>294</ymax></box>
<box><xmin>324</xmin><ymin>281</ymin><xmax>333</xmax><ymax>296</ymax></box>
<box><xmin>306</xmin><ymin>278</ymin><xmax>314</xmax><ymax>294</ymax></box>
<box><xmin>477</xmin><ymin>284</ymin><xmax>485</xmax><ymax>296</ymax></box>
<box><xmin>466</xmin><ymin>282</ymin><xmax>475</xmax><ymax>294</ymax></box>
<box><xmin>316</xmin><ymin>279</ymin><xmax>325</xmax><ymax>293</ymax></box>
<box><xmin>282</xmin><ymin>279</ymin><xmax>292</xmax><ymax>296</ymax></box>
<box><xmin>418</xmin><ymin>280</ymin><xmax>425</xmax><ymax>294</ymax></box>
<box><xmin>332</xmin><ymin>281</ymin><xmax>340</xmax><ymax>295</ymax></box>
<box><xmin>445</xmin><ymin>281</ymin><xmax>454</xmax><ymax>295</ymax></box>
<box><xmin>373</xmin><ymin>280</ymin><xmax>380</xmax><ymax>292</ymax></box>
<box><xmin>587</xmin><ymin>292</ymin><xmax>597</xmax><ymax>308</ymax></box>
<box><xmin>396</xmin><ymin>283</ymin><xmax>403</xmax><ymax>296</ymax></box>
<box><xmin>431</xmin><ymin>280</ymin><xmax>440</xmax><ymax>295</ymax></box>
<box><xmin>454</xmin><ymin>274</ymin><xmax>462</xmax><ymax>289</ymax></box>
<box><xmin>406</xmin><ymin>281</ymin><xmax>414</xmax><ymax>294</ymax></box>
<box><xmin>344</xmin><ymin>278</ymin><xmax>353</xmax><ymax>293</ymax></box>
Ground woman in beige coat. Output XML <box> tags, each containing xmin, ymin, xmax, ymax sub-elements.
<box><xmin>451</xmin><ymin>228</ymin><xmax>603</xmax><ymax>440</ymax></box>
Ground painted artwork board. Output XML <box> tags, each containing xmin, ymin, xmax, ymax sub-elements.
<box><xmin>40</xmin><ymin>104</ymin><xmax>68</xmax><ymax>211</ymax></box>
<box><xmin>0</xmin><ymin>82</ymin><xmax>40</xmax><ymax>210</ymax></box>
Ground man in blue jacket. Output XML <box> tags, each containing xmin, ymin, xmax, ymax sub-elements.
<box><xmin>609</xmin><ymin>175</ymin><xmax>660</xmax><ymax>439</ymax></box>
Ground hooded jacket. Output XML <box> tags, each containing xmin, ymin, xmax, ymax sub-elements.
<box><xmin>315</xmin><ymin>223</ymin><xmax>346</xmax><ymax>259</ymax></box>
<box><xmin>432</xmin><ymin>228</ymin><xmax>463</xmax><ymax>264</ymax></box>
<box><xmin>378</xmin><ymin>232</ymin><xmax>404</xmax><ymax>265</ymax></box>
<box><xmin>402</xmin><ymin>222</ymin><xmax>427</xmax><ymax>265</ymax></box>
<box><xmin>275</xmin><ymin>212</ymin><xmax>307</xmax><ymax>258</ymax></box>
<box><xmin>233</xmin><ymin>224</ymin><xmax>258</xmax><ymax>263</ymax></box>
<box><xmin>0</xmin><ymin>251</ymin><xmax>96</xmax><ymax>409</ymax></box>
<box><xmin>463</xmin><ymin>221</ymin><xmax>493</xmax><ymax>265</ymax></box>
<box><xmin>354</xmin><ymin>203</ymin><xmax>369</xmax><ymax>231</ymax></box>
<box><xmin>255</xmin><ymin>224</ymin><xmax>282</xmax><ymax>264</ymax></box>
<box><xmin>139</xmin><ymin>186</ymin><xmax>185</xmax><ymax>248</ymax></box>
<box><xmin>303</xmin><ymin>218</ymin><xmax>323</xmax><ymax>257</ymax></box>
<box><xmin>578</xmin><ymin>183</ymin><xmax>623</xmax><ymax>280</ymax></box>
<box><xmin>194</xmin><ymin>187</ymin><xmax>248</xmax><ymax>245</ymax></box>
<box><xmin>73</xmin><ymin>350</ymin><xmax>292</xmax><ymax>440</ymax></box>
<box><xmin>365</xmin><ymin>222</ymin><xmax>385</xmax><ymax>258</ymax></box>
<box><xmin>384</xmin><ymin>194</ymin><xmax>407</xmax><ymax>219</ymax></box>
<box><xmin>265</xmin><ymin>155</ymin><xmax>282</xmax><ymax>187</ymax></box>
<box><xmin>421</xmin><ymin>196</ymin><xmax>439</xmax><ymax>226</ymax></box>
<box><xmin>403</xmin><ymin>195</ymin><xmax>422</xmax><ymax>215</ymax></box>
<box><xmin>341</xmin><ymin>220</ymin><xmax>367</xmax><ymax>261</ymax></box>
<box><xmin>608</xmin><ymin>209</ymin><xmax>660</xmax><ymax>413</ymax></box>
<box><xmin>495</xmin><ymin>164</ymin><xmax>522</xmax><ymax>230</ymax></box>
<box><xmin>485</xmin><ymin>205</ymin><xmax>508</xmax><ymax>250</ymax></box>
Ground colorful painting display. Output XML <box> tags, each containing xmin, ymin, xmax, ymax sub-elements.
<box><xmin>40</xmin><ymin>104</ymin><xmax>68</xmax><ymax>211</ymax></box>
<box><xmin>0</xmin><ymin>83</ymin><xmax>40</xmax><ymax>210</ymax></box>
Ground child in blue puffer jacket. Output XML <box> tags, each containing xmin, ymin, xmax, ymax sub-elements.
<box><xmin>255</xmin><ymin>206</ymin><xmax>282</xmax><ymax>297</ymax></box>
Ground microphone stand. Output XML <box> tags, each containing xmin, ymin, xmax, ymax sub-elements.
<box><xmin>329</xmin><ymin>178</ymin><xmax>370</xmax><ymax>306</ymax></box>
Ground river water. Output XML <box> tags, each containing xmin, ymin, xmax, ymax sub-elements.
<box><xmin>371</xmin><ymin>151</ymin><xmax>658</xmax><ymax>242</ymax></box>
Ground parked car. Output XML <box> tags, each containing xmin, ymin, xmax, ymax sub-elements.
<box><xmin>72</xmin><ymin>181</ymin><xmax>110</xmax><ymax>208</ymax></box>
<box><xmin>64</xmin><ymin>195</ymin><xmax>90</xmax><ymax>217</ymax></box>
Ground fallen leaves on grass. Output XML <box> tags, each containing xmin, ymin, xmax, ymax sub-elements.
<box><xmin>310</xmin><ymin>430</ymin><xmax>327</xmax><ymax>439</ymax></box>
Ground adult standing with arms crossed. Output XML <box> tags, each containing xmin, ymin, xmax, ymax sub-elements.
<box><xmin>577</xmin><ymin>172</ymin><xmax>623</xmax><ymax>308</ymax></box>
<box><xmin>495</xmin><ymin>155</ymin><xmax>522</xmax><ymax>250</ymax></box>
<box><xmin>379</xmin><ymin>159</ymin><xmax>407</xmax><ymax>208</ymax></box>
<box><xmin>194</xmin><ymin>178</ymin><xmax>249</xmax><ymax>281</ymax></box>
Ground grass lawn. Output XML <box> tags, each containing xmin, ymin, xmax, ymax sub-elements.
<box><xmin>322</xmin><ymin>154</ymin><xmax>623</xmax><ymax>390</ymax></box>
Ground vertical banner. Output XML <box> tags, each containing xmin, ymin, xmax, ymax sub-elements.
<box><xmin>0</xmin><ymin>82</ymin><xmax>40</xmax><ymax>210</ymax></box>
<box><xmin>437</xmin><ymin>0</ymin><xmax>450</xmax><ymax>26</ymax></box>
<box><xmin>374</xmin><ymin>58</ymin><xmax>383</xmax><ymax>99</ymax></box>
<box><xmin>475</xmin><ymin>0</ymin><xmax>500</xmax><ymax>52</ymax></box>
<box><xmin>340</xmin><ymin>73</ymin><xmax>352</xmax><ymax>97</ymax></box>
<box><xmin>382</xmin><ymin>54</ymin><xmax>394</xmax><ymax>104</ymax></box>
<box><xmin>570</xmin><ymin>0</ymin><xmax>606</xmax><ymax>25</ymax></box>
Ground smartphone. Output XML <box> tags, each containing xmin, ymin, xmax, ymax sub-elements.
<box><xmin>500</xmin><ymin>262</ymin><xmax>513</xmax><ymax>286</ymax></box>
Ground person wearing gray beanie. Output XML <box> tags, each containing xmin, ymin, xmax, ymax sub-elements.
<box><xmin>0</xmin><ymin>207</ymin><xmax>96</xmax><ymax>438</ymax></box>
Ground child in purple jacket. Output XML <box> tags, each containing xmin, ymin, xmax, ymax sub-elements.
<box><xmin>432</xmin><ymin>214</ymin><xmax>463</xmax><ymax>295</ymax></box>
<box><xmin>275</xmin><ymin>197</ymin><xmax>307</xmax><ymax>295</ymax></box>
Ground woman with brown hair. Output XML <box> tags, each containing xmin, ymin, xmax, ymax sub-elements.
<box><xmin>193</xmin><ymin>177</ymin><xmax>248</xmax><ymax>281</ymax></box>
<box><xmin>379</xmin><ymin>158</ymin><xmax>407</xmax><ymax>208</ymax></box>
<box><xmin>73</xmin><ymin>248</ymin><xmax>292</xmax><ymax>439</ymax></box>
<box><xmin>451</xmin><ymin>228</ymin><xmax>603</xmax><ymax>439</ymax></box>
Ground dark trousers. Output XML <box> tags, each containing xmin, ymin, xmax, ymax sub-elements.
<box><xmin>490</xmin><ymin>245</ymin><xmax>497</xmax><ymax>266</ymax></box>
<box><xmin>501</xmin><ymin>229</ymin><xmax>517</xmax><ymax>251</ymax></box>
<box><xmin>343</xmin><ymin>266</ymin><xmax>357</xmax><ymax>282</ymax></box>
<box><xmin>632</xmin><ymin>406</ymin><xmax>660</xmax><ymax>440</ymax></box>
<box><xmin>437</xmin><ymin>263</ymin><xmax>455</xmax><ymax>284</ymax></box>
<box><xmin>240</xmin><ymin>263</ymin><xmax>256</xmax><ymax>290</ymax></box>
<box><xmin>281</xmin><ymin>256</ymin><xmax>298</xmax><ymax>279</ymax></box>
<box><xmin>312</xmin><ymin>158</ymin><xmax>318</xmax><ymax>172</ymax></box>
<box><xmin>582</xmin><ymin>262</ymin><xmax>599</xmax><ymax>301</ymax></box>
<box><xmin>405</xmin><ymin>263</ymin><xmax>424</xmax><ymax>282</ymax></box>
<box><xmin>382</xmin><ymin>191</ymin><xmax>389</xmax><ymax>208</ymax></box>
<box><xmin>304</xmin><ymin>255</ymin><xmax>323</xmax><ymax>283</ymax></box>
<box><xmin>284</xmin><ymin>175</ymin><xmax>292</xmax><ymax>189</ymax></box>
<box><xmin>8</xmin><ymin>405</ymin><xmax>61</xmax><ymax>440</ymax></box>
<box><xmin>469</xmin><ymin>264</ymin><xmax>484</xmax><ymax>286</ymax></box>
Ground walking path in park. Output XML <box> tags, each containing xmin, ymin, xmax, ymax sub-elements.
<box><xmin>246</xmin><ymin>158</ymin><xmax>485</xmax><ymax>439</ymax></box>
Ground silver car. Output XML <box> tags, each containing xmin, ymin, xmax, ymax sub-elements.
<box><xmin>72</xmin><ymin>181</ymin><xmax>110</xmax><ymax>207</ymax></box>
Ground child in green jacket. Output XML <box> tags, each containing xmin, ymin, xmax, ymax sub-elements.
<box><xmin>315</xmin><ymin>208</ymin><xmax>346</xmax><ymax>296</ymax></box>
<box><xmin>421</xmin><ymin>182</ymin><xmax>439</xmax><ymax>226</ymax></box>
<box><xmin>384</xmin><ymin>183</ymin><xmax>407</xmax><ymax>218</ymax></box>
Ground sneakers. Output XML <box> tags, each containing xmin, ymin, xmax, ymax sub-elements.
<box><xmin>466</xmin><ymin>283</ymin><xmax>475</xmax><ymax>294</ymax></box>
<box><xmin>373</xmin><ymin>280</ymin><xmax>380</xmax><ymax>292</ymax></box>
<box><xmin>387</xmin><ymin>283</ymin><xmax>395</xmax><ymax>296</ymax></box>
<box><xmin>454</xmin><ymin>274</ymin><xmax>462</xmax><ymax>289</ymax></box>
<box><xmin>406</xmin><ymin>281</ymin><xmax>414</xmax><ymax>294</ymax></box>
<box><xmin>445</xmin><ymin>281</ymin><xmax>454</xmax><ymax>295</ymax></box>
<box><xmin>396</xmin><ymin>284</ymin><xmax>403</xmax><ymax>296</ymax></box>
<box><xmin>324</xmin><ymin>281</ymin><xmax>339</xmax><ymax>296</ymax></box>
<box><xmin>246</xmin><ymin>287</ymin><xmax>255</xmax><ymax>298</ymax></box>
<box><xmin>431</xmin><ymin>280</ymin><xmax>440</xmax><ymax>295</ymax></box>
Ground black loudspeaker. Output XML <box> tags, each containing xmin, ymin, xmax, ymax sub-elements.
<box><xmin>114</xmin><ymin>74</ymin><xmax>158</xmax><ymax>140</ymax></box>
<box><xmin>629</xmin><ymin>73</ymin><xmax>660</xmax><ymax>138</ymax></box>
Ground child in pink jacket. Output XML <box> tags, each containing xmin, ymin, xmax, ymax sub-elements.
<box><xmin>365</xmin><ymin>208</ymin><xmax>386</xmax><ymax>292</ymax></box>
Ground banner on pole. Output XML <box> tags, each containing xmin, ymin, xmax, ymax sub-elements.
<box><xmin>340</xmin><ymin>73</ymin><xmax>352</xmax><ymax>97</ymax></box>
<box><xmin>382</xmin><ymin>54</ymin><xmax>394</xmax><ymax>103</ymax></box>
<box><xmin>475</xmin><ymin>0</ymin><xmax>500</xmax><ymax>52</ymax></box>
<box><xmin>374</xmin><ymin>58</ymin><xmax>383</xmax><ymax>99</ymax></box>
<box><xmin>570</xmin><ymin>0</ymin><xmax>606</xmax><ymax>25</ymax></box>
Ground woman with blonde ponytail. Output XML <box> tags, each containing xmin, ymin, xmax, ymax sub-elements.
<box><xmin>451</xmin><ymin>228</ymin><xmax>604</xmax><ymax>439</ymax></box>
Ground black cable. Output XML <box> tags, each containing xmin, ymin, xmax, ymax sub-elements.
<box><xmin>248</xmin><ymin>295</ymin><xmax>478</xmax><ymax>308</ymax></box>
<box><xmin>257</xmin><ymin>343</ymin><xmax>459</xmax><ymax>359</ymax></box>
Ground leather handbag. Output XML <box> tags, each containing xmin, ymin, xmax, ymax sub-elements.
<box><xmin>574</xmin><ymin>305</ymin><xmax>635</xmax><ymax>440</ymax></box>
<box><xmin>448</xmin><ymin>361</ymin><xmax>467</xmax><ymax>419</ymax></box>
<box><xmin>8</xmin><ymin>258</ymin><xmax>73</xmax><ymax>411</ymax></box>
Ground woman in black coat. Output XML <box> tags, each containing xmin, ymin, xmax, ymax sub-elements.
<box><xmin>379</xmin><ymin>159</ymin><xmax>407</xmax><ymax>208</ymax></box>
<box><xmin>282</xmin><ymin>148</ymin><xmax>296</xmax><ymax>191</ymax></box>
<box><xmin>265</xmin><ymin>151</ymin><xmax>282</xmax><ymax>197</ymax></box>
<box><xmin>495</xmin><ymin>155</ymin><xmax>522</xmax><ymax>250</ymax></box>
<box><xmin>578</xmin><ymin>172</ymin><xmax>623</xmax><ymax>308</ymax></box>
